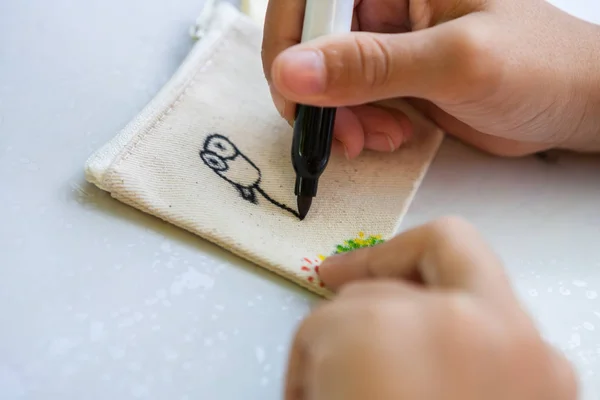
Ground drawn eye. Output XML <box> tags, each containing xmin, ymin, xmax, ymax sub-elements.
<box><xmin>201</xmin><ymin>152</ymin><xmax>228</xmax><ymax>172</ymax></box>
<box><xmin>206</xmin><ymin>136</ymin><xmax>236</xmax><ymax>159</ymax></box>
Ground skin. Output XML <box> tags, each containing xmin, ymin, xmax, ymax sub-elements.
<box><xmin>262</xmin><ymin>0</ymin><xmax>600</xmax><ymax>159</ymax></box>
<box><xmin>260</xmin><ymin>0</ymin><xmax>599</xmax><ymax>398</ymax></box>
<box><xmin>286</xmin><ymin>217</ymin><xmax>578</xmax><ymax>399</ymax></box>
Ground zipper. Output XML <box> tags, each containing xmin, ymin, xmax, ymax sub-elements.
<box><xmin>189</xmin><ymin>0</ymin><xmax>220</xmax><ymax>40</ymax></box>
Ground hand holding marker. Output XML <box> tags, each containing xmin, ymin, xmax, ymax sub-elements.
<box><xmin>291</xmin><ymin>0</ymin><xmax>354</xmax><ymax>220</ymax></box>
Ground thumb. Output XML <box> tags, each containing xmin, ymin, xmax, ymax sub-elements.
<box><xmin>270</xmin><ymin>16</ymin><xmax>499</xmax><ymax>107</ymax></box>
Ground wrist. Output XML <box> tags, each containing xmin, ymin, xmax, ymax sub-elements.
<box><xmin>560</xmin><ymin>21</ymin><xmax>600</xmax><ymax>152</ymax></box>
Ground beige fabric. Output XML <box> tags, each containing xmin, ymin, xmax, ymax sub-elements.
<box><xmin>85</xmin><ymin>1</ymin><xmax>444</xmax><ymax>298</ymax></box>
<box><xmin>241</xmin><ymin>0</ymin><xmax>268</xmax><ymax>24</ymax></box>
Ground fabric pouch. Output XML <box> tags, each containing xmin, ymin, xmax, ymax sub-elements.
<box><xmin>85</xmin><ymin>1</ymin><xmax>444</xmax><ymax>297</ymax></box>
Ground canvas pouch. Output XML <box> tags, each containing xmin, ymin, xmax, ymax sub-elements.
<box><xmin>85</xmin><ymin>1</ymin><xmax>444</xmax><ymax>297</ymax></box>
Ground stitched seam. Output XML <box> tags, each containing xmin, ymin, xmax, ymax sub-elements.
<box><xmin>103</xmin><ymin>16</ymin><xmax>241</xmax><ymax>189</ymax></box>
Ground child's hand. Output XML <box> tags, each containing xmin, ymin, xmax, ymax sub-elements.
<box><xmin>285</xmin><ymin>217</ymin><xmax>577</xmax><ymax>400</ymax></box>
<box><xmin>262</xmin><ymin>0</ymin><xmax>600</xmax><ymax>158</ymax></box>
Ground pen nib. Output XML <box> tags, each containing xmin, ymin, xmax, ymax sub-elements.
<box><xmin>297</xmin><ymin>195</ymin><xmax>312</xmax><ymax>221</ymax></box>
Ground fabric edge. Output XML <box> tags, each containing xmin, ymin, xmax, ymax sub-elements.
<box><xmin>111</xmin><ymin>191</ymin><xmax>333</xmax><ymax>299</ymax></box>
<box><xmin>84</xmin><ymin>1</ymin><xmax>243</xmax><ymax>191</ymax></box>
<box><xmin>391</xmin><ymin>130</ymin><xmax>446</xmax><ymax>236</ymax></box>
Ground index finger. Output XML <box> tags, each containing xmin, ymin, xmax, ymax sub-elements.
<box><xmin>261</xmin><ymin>0</ymin><xmax>307</xmax><ymax>83</ymax></box>
<box><xmin>319</xmin><ymin>216</ymin><xmax>514</xmax><ymax>305</ymax></box>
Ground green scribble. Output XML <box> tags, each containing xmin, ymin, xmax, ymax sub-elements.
<box><xmin>333</xmin><ymin>232</ymin><xmax>385</xmax><ymax>254</ymax></box>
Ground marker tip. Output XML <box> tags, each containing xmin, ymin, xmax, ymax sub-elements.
<box><xmin>297</xmin><ymin>195</ymin><xmax>312</xmax><ymax>221</ymax></box>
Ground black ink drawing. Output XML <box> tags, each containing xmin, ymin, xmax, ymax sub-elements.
<box><xmin>200</xmin><ymin>134</ymin><xmax>299</xmax><ymax>218</ymax></box>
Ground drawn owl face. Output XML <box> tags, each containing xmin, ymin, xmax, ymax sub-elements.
<box><xmin>204</xmin><ymin>135</ymin><xmax>237</xmax><ymax>159</ymax></box>
<box><xmin>200</xmin><ymin>152</ymin><xmax>228</xmax><ymax>172</ymax></box>
<box><xmin>198</xmin><ymin>133</ymin><xmax>299</xmax><ymax>218</ymax></box>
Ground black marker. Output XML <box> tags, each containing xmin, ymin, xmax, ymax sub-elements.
<box><xmin>291</xmin><ymin>0</ymin><xmax>354</xmax><ymax>221</ymax></box>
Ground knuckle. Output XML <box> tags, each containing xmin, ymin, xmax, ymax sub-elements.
<box><xmin>439</xmin><ymin>294</ymin><xmax>485</xmax><ymax>333</ymax></box>
<box><xmin>355</xmin><ymin>34</ymin><xmax>393</xmax><ymax>89</ymax></box>
<box><xmin>447</xmin><ymin>21</ymin><xmax>504</xmax><ymax>92</ymax></box>
<box><xmin>324</xmin><ymin>34</ymin><xmax>393</xmax><ymax>91</ymax></box>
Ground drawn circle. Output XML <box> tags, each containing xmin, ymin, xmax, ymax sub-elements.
<box><xmin>205</xmin><ymin>136</ymin><xmax>237</xmax><ymax>159</ymax></box>
<box><xmin>200</xmin><ymin>152</ymin><xmax>228</xmax><ymax>172</ymax></box>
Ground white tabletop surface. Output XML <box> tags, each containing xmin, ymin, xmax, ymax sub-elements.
<box><xmin>1</xmin><ymin>0</ymin><xmax>599</xmax><ymax>399</ymax></box>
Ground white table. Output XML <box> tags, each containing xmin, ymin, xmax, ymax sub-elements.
<box><xmin>1</xmin><ymin>0</ymin><xmax>599</xmax><ymax>399</ymax></box>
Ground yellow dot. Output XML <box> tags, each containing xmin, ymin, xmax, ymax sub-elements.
<box><xmin>358</xmin><ymin>231</ymin><xmax>365</xmax><ymax>238</ymax></box>
<box><xmin>318</xmin><ymin>254</ymin><xmax>325</xmax><ymax>261</ymax></box>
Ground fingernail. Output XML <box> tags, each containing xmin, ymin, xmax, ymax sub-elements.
<box><xmin>365</xmin><ymin>132</ymin><xmax>397</xmax><ymax>153</ymax></box>
<box><xmin>342</xmin><ymin>142</ymin><xmax>350</xmax><ymax>160</ymax></box>
<box><xmin>269</xmin><ymin>85</ymin><xmax>286</xmax><ymax>116</ymax></box>
<box><xmin>386</xmin><ymin>134</ymin><xmax>396</xmax><ymax>152</ymax></box>
<box><xmin>333</xmin><ymin>139</ymin><xmax>351</xmax><ymax>160</ymax></box>
<box><xmin>276</xmin><ymin>49</ymin><xmax>326</xmax><ymax>95</ymax></box>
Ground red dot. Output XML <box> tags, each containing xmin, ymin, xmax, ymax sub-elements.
<box><xmin>308</xmin><ymin>276</ymin><xmax>314</xmax><ymax>282</ymax></box>
<box><xmin>314</xmin><ymin>266</ymin><xmax>319</xmax><ymax>274</ymax></box>
<box><xmin>301</xmin><ymin>266</ymin><xmax>310</xmax><ymax>272</ymax></box>
<box><xmin>319</xmin><ymin>282</ymin><xmax>325</xmax><ymax>287</ymax></box>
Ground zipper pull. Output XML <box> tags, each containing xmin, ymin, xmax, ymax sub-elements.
<box><xmin>189</xmin><ymin>0</ymin><xmax>219</xmax><ymax>40</ymax></box>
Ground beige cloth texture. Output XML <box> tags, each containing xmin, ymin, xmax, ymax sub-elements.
<box><xmin>85</xmin><ymin>1</ymin><xmax>444</xmax><ymax>298</ymax></box>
